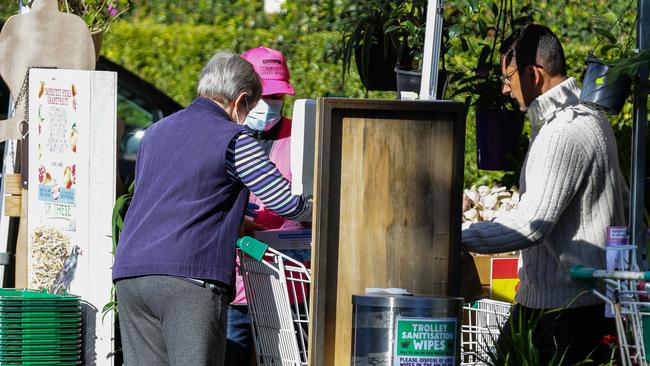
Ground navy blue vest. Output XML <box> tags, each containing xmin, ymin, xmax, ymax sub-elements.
<box><xmin>112</xmin><ymin>97</ymin><xmax>248</xmax><ymax>289</ymax></box>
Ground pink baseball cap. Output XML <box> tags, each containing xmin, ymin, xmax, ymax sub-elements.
<box><xmin>241</xmin><ymin>47</ymin><xmax>295</xmax><ymax>96</ymax></box>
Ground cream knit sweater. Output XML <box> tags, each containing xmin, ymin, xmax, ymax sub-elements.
<box><xmin>462</xmin><ymin>77</ymin><xmax>629</xmax><ymax>308</ymax></box>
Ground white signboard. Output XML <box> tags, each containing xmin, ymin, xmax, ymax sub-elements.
<box><xmin>28</xmin><ymin>68</ymin><xmax>116</xmax><ymax>365</ymax></box>
<box><xmin>290</xmin><ymin>99</ymin><xmax>316</xmax><ymax>196</ymax></box>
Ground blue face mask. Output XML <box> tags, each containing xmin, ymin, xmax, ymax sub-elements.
<box><xmin>244</xmin><ymin>98</ymin><xmax>283</xmax><ymax>131</ymax></box>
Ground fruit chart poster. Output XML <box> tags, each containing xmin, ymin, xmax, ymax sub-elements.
<box><xmin>27</xmin><ymin>69</ymin><xmax>88</xmax><ymax>292</ymax></box>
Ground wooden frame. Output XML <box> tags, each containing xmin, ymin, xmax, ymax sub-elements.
<box><xmin>309</xmin><ymin>98</ymin><xmax>467</xmax><ymax>366</ymax></box>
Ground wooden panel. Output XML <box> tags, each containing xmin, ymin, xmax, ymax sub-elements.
<box><xmin>3</xmin><ymin>174</ymin><xmax>22</xmax><ymax>195</ymax></box>
<box><xmin>3</xmin><ymin>195</ymin><xmax>21</xmax><ymax>217</ymax></box>
<box><xmin>309</xmin><ymin>98</ymin><xmax>467</xmax><ymax>366</ymax></box>
<box><xmin>15</xmin><ymin>189</ymin><xmax>28</xmax><ymax>288</ymax></box>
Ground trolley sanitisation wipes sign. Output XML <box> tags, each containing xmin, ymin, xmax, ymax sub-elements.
<box><xmin>394</xmin><ymin>317</ymin><xmax>457</xmax><ymax>366</ymax></box>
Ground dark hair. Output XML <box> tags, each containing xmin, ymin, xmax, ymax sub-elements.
<box><xmin>500</xmin><ymin>29</ymin><xmax>521</xmax><ymax>66</ymax></box>
<box><xmin>501</xmin><ymin>24</ymin><xmax>567</xmax><ymax>77</ymax></box>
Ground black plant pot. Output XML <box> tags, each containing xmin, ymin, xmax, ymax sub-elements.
<box><xmin>394</xmin><ymin>68</ymin><xmax>449</xmax><ymax>100</ymax></box>
<box><xmin>395</xmin><ymin>67</ymin><xmax>421</xmax><ymax>98</ymax></box>
<box><xmin>476</xmin><ymin>110</ymin><xmax>526</xmax><ymax>171</ymax></box>
<box><xmin>580</xmin><ymin>57</ymin><xmax>632</xmax><ymax>115</ymax></box>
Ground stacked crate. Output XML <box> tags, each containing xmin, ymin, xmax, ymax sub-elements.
<box><xmin>0</xmin><ymin>289</ymin><xmax>81</xmax><ymax>365</ymax></box>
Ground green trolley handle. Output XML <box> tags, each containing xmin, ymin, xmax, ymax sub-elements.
<box><xmin>570</xmin><ymin>264</ymin><xmax>650</xmax><ymax>290</ymax></box>
<box><xmin>237</xmin><ymin>236</ymin><xmax>269</xmax><ymax>261</ymax></box>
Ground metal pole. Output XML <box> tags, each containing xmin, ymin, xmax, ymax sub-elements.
<box><xmin>630</xmin><ymin>0</ymin><xmax>649</xmax><ymax>270</ymax></box>
<box><xmin>419</xmin><ymin>0</ymin><xmax>444</xmax><ymax>100</ymax></box>
<box><xmin>0</xmin><ymin>0</ymin><xmax>25</xmax><ymax>287</ymax></box>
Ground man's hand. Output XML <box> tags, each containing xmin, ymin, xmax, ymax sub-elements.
<box><xmin>239</xmin><ymin>218</ymin><xmax>267</xmax><ymax>238</ymax></box>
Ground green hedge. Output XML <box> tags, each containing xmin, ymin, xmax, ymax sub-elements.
<box><xmin>103</xmin><ymin>21</ymin><xmax>391</xmax><ymax>107</ymax></box>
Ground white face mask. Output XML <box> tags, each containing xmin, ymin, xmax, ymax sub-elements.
<box><xmin>244</xmin><ymin>99</ymin><xmax>283</xmax><ymax>131</ymax></box>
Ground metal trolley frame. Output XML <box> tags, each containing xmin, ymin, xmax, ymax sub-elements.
<box><xmin>571</xmin><ymin>265</ymin><xmax>650</xmax><ymax>366</ymax></box>
<box><xmin>461</xmin><ymin>299</ymin><xmax>512</xmax><ymax>365</ymax></box>
<box><xmin>237</xmin><ymin>236</ymin><xmax>311</xmax><ymax>366</ymax></box>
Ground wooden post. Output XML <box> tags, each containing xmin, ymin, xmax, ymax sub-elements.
<box><xmin>3</xmin><ymin>174</ymin><xmax>21</xmax><ymax>217</ymax></box>
<box><xmin>15</xmin><ymin>188</ymin><xmax>27</xmax><ymax>288</ymax></box>
<box><xmin>309</xmin><ymin>98</ymin><xmax>467</xmax><ymax>366</ymax></box>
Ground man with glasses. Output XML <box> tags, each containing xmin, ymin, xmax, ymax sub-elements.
<box><xmin>463</xmin><ymin>24</ymin><xmax>628</xmax><ymax>364</ymax></box>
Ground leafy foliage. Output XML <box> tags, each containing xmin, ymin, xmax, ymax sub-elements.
<box><xmin>384</xmin><ymin>0</ymin><xmax>427</xmax><ymax>69</ymax></box>
<box><xmin>102</xmin><ymin>21</ymin><xmax>391</xmax><ymax>110</ymax></box>
<box><xmin>103</xmin><ymin>180</ymin><xmax>134</xmax><ymax>321</ymax></box>
<box><xmin>446</xmin><ymin>1</ymin><xmax>535</xmax><ymax>110</ymax></box>
<box><xmin>54</xmin><ymin>0</ymin><xmax>132</xmax><ymax>33</ymax></box>
<box><xmin>338</xmin><ymin>0</ymin><xmax>401</xmax><ymax>83</ymax></box>
<box><xmin>95</xmin><ymin>0</ymin><xmax>640</xmax><ymax>187</ymax></box>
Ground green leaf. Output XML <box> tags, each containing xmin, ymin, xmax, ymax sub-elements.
<box><xmin>460</xmin><ymin>37</ymin><xmax>469</xmax><ymax>52</ymax></box>
<box><xmin>588</xmin><ymin>15</ymin><xmax>611</xmax><ymax>25</ymax></box>
<box><xmin>598</xmin><ymin>43</ymin><xmax>620</xmax><ymax>56</ymax></box>
<box><xmin>477</xmin><ymin>44</ymin><xmax>491</xmax><ymax>69</ymax></box>
<box><xmin>478</xmin><ymin>18</ymin><xmax>488</xmax><ymax>39</ymax></box>
<box><xmin>469</xmin><ymin>0</ymin><xmax>480</xmax><ymax>13</ymax></box>
<box><xmin>449</xmin><ymin>24</ymin><xmax>463</xmax><ymax>38</ymax></box>
<box><xmin>385</xmin><ymin>25</ymin><xmax>401</xmax><ymax>34</ymax></box>
<box><xmin>603</xmin><ymin>11</ymin><xmax>618</xmax><ymax>24</ymax></box>
<box><xmin>593</xmin><ymin>27</ymin><xmax>617</xmax><ymax>44</ymax></box>
<box><xmin>491</xmin><ymin>2</ymin><xmax>499</xmax><ymax>17</ymax></box>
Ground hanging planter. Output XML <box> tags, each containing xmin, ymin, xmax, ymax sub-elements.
<box><xmin>353</xmin><ymin>41</ymin><xmax>405</xmax><ymax>91</ymax></box>
<box><xmin>340</xmin><ymin>2</ymin><xmax>414</xmax><ymax>92</ymax></box>
<box><xmin>580</xmin><ymin>56</ymin><xmax>632</xmax><ymax>115</ymax></box>
<box><xmin>476</xmin><ymin>110</ymin><xmax>525</xmax><ymax>171</ymax></box>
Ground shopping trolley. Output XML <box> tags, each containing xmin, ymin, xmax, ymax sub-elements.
<box><xmin>461</xmin><ymin>299</ymin><xmax>512</xmax><ymax>365</ymax></box>
<box><xmin>237</xmin><ymin>236</ymin><xmax>311</xmax><ymax>366</ymax></box>
<box><xmin>571</xmin><ymin>265</ymin><xmax>650</xmax><ymax>366</ymax></box>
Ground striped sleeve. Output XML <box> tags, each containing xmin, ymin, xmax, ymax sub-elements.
<box><xmin>226</xmin><ymin>132</ymin><xmax>312</xmax><ymax>222</ymax></box>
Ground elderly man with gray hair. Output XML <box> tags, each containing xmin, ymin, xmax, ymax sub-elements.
<box><xmin>112</xmin><ymin>51</ymin><xmax>313</xmax><ymax>366</ymax></box>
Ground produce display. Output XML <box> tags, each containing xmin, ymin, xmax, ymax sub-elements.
<box><xmin>29</xmin><ymin>227</ymin><xmax>70</xmax><ymax>292</ymax></box>
<box><xmin>462</xmin><ymin>185</ymin><xmax>519</xmax><ymax>223</ymax></box>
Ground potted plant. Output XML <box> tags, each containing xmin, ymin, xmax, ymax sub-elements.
<box><xmin>384</xmin><ymin>0</ymin><xmax>427</xmax><ymax>97</ymax></box>
<box><xmin>52</xmin><ymin>0</ymin><xmax>131</xmax><ymax>57</ymax></box>
<box><xmin>451</xmin><ymin>1</ymin><xmax>533</xmax><ymax>171</ymax></box>
<box><xmin>580</xmin><ymin>11</ymin><xmax>637</xmax><ymax>115</ymax></box>
<box><xmin>340</xmin><ymin>0</ymin><xmax>414</xmax><ymax>91</ymax></box>
<box><xmin>55</xmin><ymin>0</ymin><xmax>130</xmax><ymax>34</ymax></box>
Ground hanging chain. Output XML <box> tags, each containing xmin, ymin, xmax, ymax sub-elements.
<box><xmin>6</xmin><ymin>66</ymin><xmax>57</xmax><ymax>171</ymax></box>
<box><xmin>10</xmin><ymin>68</ymin><xmax>30</xmax><ymax>123</ymax></box>
<box><xmin>5</xmin><ymin>69</ymin><xmax>30</xmax><ymax>172</ymax></box>
<box><xmin>10</xmin><ymin>66</ymin><xmax>57</xmax><ymax>135</ymax></box>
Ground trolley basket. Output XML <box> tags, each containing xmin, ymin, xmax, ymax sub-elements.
<box><xmin>237</xmin><ymin>236</ymin><xmax>311</xmax><ymax>366</ymax></box>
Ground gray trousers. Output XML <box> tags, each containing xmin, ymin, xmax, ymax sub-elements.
<box><xmin>116</xmin><ymin>275</ymin><xmax>228</xmax><ymax>366</ymax></box>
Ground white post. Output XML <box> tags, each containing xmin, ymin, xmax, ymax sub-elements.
<box><xmin>264</xmin><ymin>0</ymin><xmax>285</xmax><ymax>14</ymax></box>
<box><xmin>419</xmin><ymin>0</ymin><xmax>444</xmax><ymax>100</ymax></box>
<box><xmin>28</xmin><ymin>68</ymin><xmax>117</xmax><ymax>365</ymax></box>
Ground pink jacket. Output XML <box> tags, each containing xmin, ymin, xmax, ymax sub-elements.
<box><xmin>232</xmin><ymin>117</ymin><xmax>303</xmax><ymax>305</ymax></box>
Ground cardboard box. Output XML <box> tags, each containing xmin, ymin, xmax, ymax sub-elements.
<box><xmin>254</xmin><ymin>228</ymin><xmax>311</xmax><ymax>250</ymax></box>
<box><xmin>471</xmin><ymin>254</ymin><xmax>519</xmax><ymax>303</ymax></box>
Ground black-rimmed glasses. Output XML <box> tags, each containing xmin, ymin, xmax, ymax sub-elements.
<box><xmin>500</xmin><ymin>68</ymin><xmax>518</xmax><ymax>86</ymax></box>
